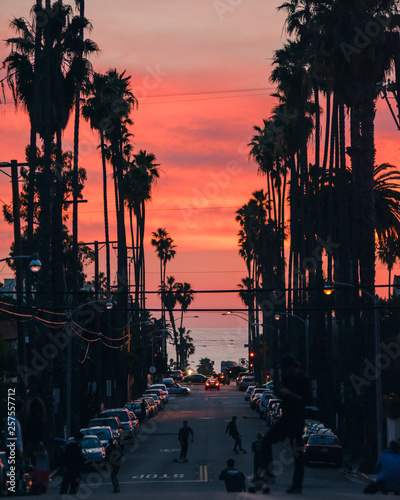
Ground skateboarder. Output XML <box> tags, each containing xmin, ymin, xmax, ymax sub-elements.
<box><xmin>226</xmin><ymin>416</ymin><xmax>246</xmax><ymax>454</ymax></box>
<box><xmin>177</xmin><ymin>420</ymin><xmax>194</xmax><ymax>462</ymax></box>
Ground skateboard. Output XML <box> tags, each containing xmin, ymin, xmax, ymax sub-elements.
<box><xmin>173</xmin><ymin>458</ymin><xmax>188</xmax><ymax>462</ymax></box>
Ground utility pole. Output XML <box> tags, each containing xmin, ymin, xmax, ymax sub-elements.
<box><xmin>11</xmin><ymin>160</ymin><xmax>26</xmax><ymax>400</ymax></box>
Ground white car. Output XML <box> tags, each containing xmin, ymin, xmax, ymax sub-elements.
<box><xmin>258</xmin><ymin>391</ymin><xmax>276</xmax><ymax>418</ymax></box>
<box><xmin>149</xmin><ymin>384</ymin><xmax>169</xmax><ymax>403</ymax></box>
<box><xmin>68</xmin><ymin>435</ymin><xmax>105</xmax><ymax>468</ymax></box>
<box><xmin>244</xmin><ymin>386</ymin><xmax>256</xmax><ymax>401</ymax></box>
<box><xmin>80</xmin><ymin>426</ymin><xmax>113</xmax><ymax>447</ymax></box>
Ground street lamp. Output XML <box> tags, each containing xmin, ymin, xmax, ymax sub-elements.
<box><xmin>222</xmin><ymin>311</ymin><xmax>247</xmax><ymax>320</ymax></box>
<box><xmin>0</xmin><ymin>252</ymin><xmax>42</xmax><ymax>273</ymax></box>
<box><xmin>251</xmin><ymin>322</ymin><xmax>278</xmax><ymax>382</ymax></box>
<box><xmin>274</xmin><ymin>313</ymin><xmax>309</xmax><ymax>377</ymax></box>
<box><xmin>222</xmin><ymin>311</ymin><xmax>253</xmax><ymax>369</ymax></box>
<box><xmin>323</xmin><ymin>281</ymin><xmax>382</xmax><ymax>458</ymax></box>
<box><xmin>0</xmin><ymin>252</ymin><xmax>42</xmax><ymax>400</ymax></box>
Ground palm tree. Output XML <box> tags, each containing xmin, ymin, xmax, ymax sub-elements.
<box><xmin>81</xmin><ymin>72</ymin><xmax>112</xmax><ymax>290</ymax></box>
<box><xmin>178</xmin><ymin>328</ymin><xmax>195</xmax><ymax>370</ymax></box>
<box><xmin>3</xmin><ymin>1</ymin><xmax>97</xmax><ymax>446</ymax></box>
<box><xmin>162</xmin><ymin>276</ymin><xmax>179</xmax><ymax>365</ymax></box>
<box><xmin>124</xmin><ymin>151</ymin><xmax>160</xmax><ymax>311</ymax></box>
<box><xmin>175</xmin><ymin>281</ymin><xmax>195</xmax><ymax>369</ymax></box>
<box><xmin>101</xmin><ymin>69</ymin><xmax>137</xmax><ymax>327</ymax></box>
<box><xmin>151</xmin><ymin>228</ymin><xmax>176</xmax><ymax>309</ymax></box>
<box><xmin>378</xmin><ymin>238</ymin><xmax>398</xmax><ymax>298</ymax></box>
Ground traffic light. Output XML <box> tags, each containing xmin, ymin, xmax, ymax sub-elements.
<box><xmin>249</xmin><ymin>350</ymin><xmax>255</xmax><ymax>368</ymax></box>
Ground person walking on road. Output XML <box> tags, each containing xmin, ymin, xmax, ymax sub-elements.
<box><xmin>60</xmin><ymin>432</ymin><xmax>85</xmax><ymax>495</ymax></box>
<box><xmin>105</xmin><ymin>437</ymin><xmax>124</xmax><ymax>493</ymax></box>
<box><xmin>226</xmin><ymin>416</ymin><xmax>246</xmax><ymax>454</ymax></box>
<box><xmin>252</xmin><ymin>432</ymin><xmax>264</xmax><ymax>479</ymax></box>
<box><xmin>219</xmin><ymin>458</ymin><xmax>246</xmax><ymax>492</ymax></box>
<box><xmin>178</xmin><ymin>420</ymin><xmax>194</xmax><ymax>462</ymax></box>
<box><xmin>261</xmin><ymin>353</ymin><xmax>312</xmax><ymax>494</ymax></box>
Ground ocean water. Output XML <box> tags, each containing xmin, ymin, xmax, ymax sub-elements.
<box><xmin>167</xmin><ymin>327</ymin><xmax>249</xmax><ymax>373</ymax></box>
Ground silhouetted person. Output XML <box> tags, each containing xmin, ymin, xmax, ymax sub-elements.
<box><xmin>105</xmin><ymin>437</ymin><xmax>124</xmax><ymax>493</ymax></box>
<box><xmin>219</xmin><ymin>458</ymin><xmax>246</xmax><ymax>492</ymax></box>
<box><xmin>364</xmin><ymin>440</ymin><xmax>400</xmax><ymax>494</ymax></box>
<box><xmin>60</xmin><ymin>432</ymin><xmax>84</xmax><ymax>495</ymax></box>
<box><xmin>261</xmin><ymin>354</ymin><xmax>312</xmax><ymax>494</ymax></box>
<box><xmin>252</xmin><ymin>432</ymin><xmax>264</xmax><ymax>479</ymax></box>
<box><xmin>178</xmin><ymin>420</ymin><xmax>194</xmax><ymax>461</ymax></box>
<box><xmin>226</xmin><ymin>416</ymin><xmax>246</xmax><ymax>453</ymax></box>
<box><xmin>24</xmin><ymin>397</ymin><xmax>49</xmax><ymax>493</ymax></box>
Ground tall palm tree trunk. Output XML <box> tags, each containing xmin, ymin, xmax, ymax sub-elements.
<box><xmin>100</xmin><ymin>133</ymin><xmax>111</xmax><ymax>292</ymax></box>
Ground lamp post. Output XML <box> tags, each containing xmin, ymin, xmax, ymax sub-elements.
<box><xmin>251</xmin><ymin>322</ymin><xmax>278</xmax><ymax>383</ymax></box>
<box><xmin>273</xmin><ymin>313</ymin><xmax>309</xmax><ymax>377</ymax></box>
<box><xmin>222</xmin><ymin>311</ymin><xmax>253</xmax><ymax>367</ymax></box>
<box><xmin>324</xmin><ymin>281</ymin><xmax>382</xmax><ymax>458</ymax></box>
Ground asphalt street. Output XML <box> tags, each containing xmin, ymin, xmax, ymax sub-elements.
<box><xmin>39</xmin><ymin>383</ymin><xmax>385</xmax><ymax>499</ymax></box>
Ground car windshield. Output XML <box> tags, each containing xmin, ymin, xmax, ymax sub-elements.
<box><xmin>83</xmin><ymin>428</ymin><xmax>109</xmax><ymax>440</ymax></box>
<box><xmin>82</xmin><ymin>437</ymin><xmax>101</xmax><ymax>448</ymax></box>
<box><xmin>103</xmin><ymin>411</ymin><xmax>128</xmax><ymax>422</ymax></box>
<box><xmin>308</xmin><ymin>435</ymin><xmax>339</xmax><ymax>445</ymax></box>
<box><xmin>90</xmin><ymin>419</ymin><xmax>118</xmax><ymax>429</ymax></box>
<box><xmin>127</xmin><ymin>403</ymin><xmax>140</xmax><ymax>410</ymax></box>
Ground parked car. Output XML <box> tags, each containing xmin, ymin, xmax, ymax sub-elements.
<box><xmin>141</xmin><ymin>395</ymin><xmax>159</xmax><ymax>416</ymax></box>
<box><xmin>170</xmin><ymin>369</ymin><xmax>184</xmax><ymax>381</ymax></box>
<box><xmin>162</xmin><ymin>378</ymin><xmax>176</xmax><ymax>388</ymax></box>
<box><xmin>149</xmin><ymin>384</ymin><xmax>170</xmax><ymax>403</ymax></box>
<box><xmin>88</xmin><ymin>416</ymin><xmax>123</xmax><ymax>445</ymax></box>
<box><xmin>303</xmin><ymin>434</ymin><xmax>343</xmax><ymax>467</ymax></box>
<box><xmin>265</xmin><ymin>400</ymin><xmax>282</xmax><ymax>425</ymax></box>
<box><xmin>164</xmin><ymin>383</ymin><xmax>191</xmax><ymax>395</ymax></box>
<box><xmin>127</xmin><ymin>411</ymin><xmax>140</xmax><ymax>434</ymax></box>
<box><xmin>236</xmin><ymin>371</ymin><xmax>253</xmax><ymax>386</ymax></box>
<box><xmin>244</xmin><ymin>386</ymin><xmax>256</xmax><ymax>401</ymax></box>
<box><xmin>143</xmin><ymin>390</ymin><xmax>165</xmax><ymax>409</ymax></box>
<box><xmin>67</xmin><ymin>435</ymin><xmax>105</xmax><ymax>469</ymax></box>
<box><xmin>0</xmin><ymin>451</ymin><xmax>34</xmax><ymax>495</ymax></box>
<box><xmin>259</xmin><ymin>391</ymin><xmax>276</xmax><ymax>418</ymax></box>
<box><xmin>205</xmin><ymin>378</ymin><xmax>220</xmax><ymax>390</ymax></box>
<box><xmin>101</xmin><ymin>408</ymin><xmax>136</xmax><ymax>441</ymax></box>
<box><xmin>250</xmin><ymin>388</ymin><xmax>269</xmax><ymax>410</ymax></box>
<box><xmin>238</xmin><ymin>376</ymin><xmax>256</xmax><ymax>391</ymax></box>
<box><xmin>302</xmin><ymin>426</ymin><xmax>333</xmax><ymax>445</ymax></box>
<box><xmin>125</xmin><ymin>400</ymin><xmax>150</xmax><ymax>422</ymax></box>
<box><xmin>183</xmin><ymin>373</ymin><xmax>207</xmax><ymax>384</ymax></box>
<box><xmin>80</xmin><ymin>426</ymin><xmax>114</xmax><ymax>447</ymax></box>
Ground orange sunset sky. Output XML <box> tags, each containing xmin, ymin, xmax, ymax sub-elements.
<box><xmin>1</xmin><ymin>0</ymin><xmax>400</xmax><ymax>331</ymax></box>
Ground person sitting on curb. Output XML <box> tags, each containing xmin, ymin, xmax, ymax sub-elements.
<box><xmin>364</xmin><ymin>440</ymin><xmax>400</xmax><ymax>494</ymax></box>
<box><xmin>219</xmin><ymin>458</ymin><xmax>246</xmax><ymax>492</ymax></box>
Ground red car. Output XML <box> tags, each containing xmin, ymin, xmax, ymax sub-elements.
<box><xmin>303</xmin><ymin>434</ymin><xmax>343</xmax><ymax>467</ymax></box>
<box><xmin>205</xmin><ymin>378</ymin><xmax>220</xmax><ymax>390</ymax></box>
